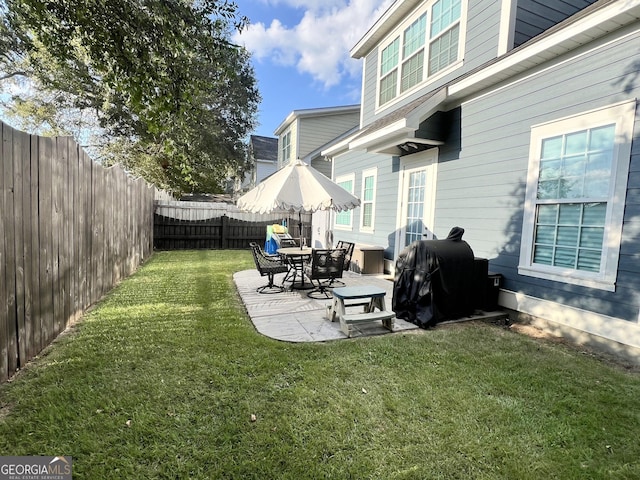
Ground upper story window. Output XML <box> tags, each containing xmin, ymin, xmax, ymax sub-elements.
<box><xmin>518</xmin><ymin>100</ymin><xmax>636</xmax><ymax>292</ymax></box>
<box><xmin>280</xmin><ymin>131</ymin><xmax>291</xmax><ymax>165</ymax></box>
<box><xmin>378</xmin><ymin>0</ymin><xmax>464</xmax><ymax>107</ymax></box>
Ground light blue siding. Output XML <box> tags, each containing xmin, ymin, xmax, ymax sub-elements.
<box><xmin>433</xmin><ymin>28</ymin><xmax>640</xmax><ymax>321</ymax></box>
<box><xmin>332</xmin><ymin>149</ymin><xmax>399</xmax><ymax>258</ymax></box>
<box><xmin>360</xmin><ymin>0</ymin><xmax>502</xmax><ymax>129</ymax></box>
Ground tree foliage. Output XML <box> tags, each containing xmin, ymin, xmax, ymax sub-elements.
<box><xmin>0</xmin><ymin>0</ymin><xmax>260</xmax><ymax>194</ymax></box>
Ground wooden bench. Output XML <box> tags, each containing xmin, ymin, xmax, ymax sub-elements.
<box><xmin>327</xmin><ymin>286</ymin><xmax>395</xmax><ymax>338</ymax></box>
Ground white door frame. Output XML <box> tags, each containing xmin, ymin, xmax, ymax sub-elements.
<box><xmin>394</xmin><ymin>149</ymin><xmax>438</xmax><ymax>258</ymax></box>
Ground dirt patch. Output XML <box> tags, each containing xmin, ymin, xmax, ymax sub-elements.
<box><xmin>509</xmin><ymin>323</ymin><xmax>640</xmax><ymax>372</ymax></box>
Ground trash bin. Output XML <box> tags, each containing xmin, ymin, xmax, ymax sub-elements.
<box><xmin>485</xmin><ymin>273</ymin><xmax>503</xmax><ymax>311</ymax></box>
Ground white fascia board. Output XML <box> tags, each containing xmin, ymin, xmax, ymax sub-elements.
<box><xmin>348</xmin><ymin>119</ymin><xmax>412</xmax><ymax>151</ymax></box>
<box><xmin>350</xmin><ymin>0</ymin><xmax>421</xmax><ymax>59</ymax></box>
<box><xmin>274</xmin><ymin>104</ymin><xmax>361</xmax><ymax>135</ymax></box>
<box><xmin>449</xmin><ymin>1</ymin><xmax>640</xmax><ymax>98</ymax></box>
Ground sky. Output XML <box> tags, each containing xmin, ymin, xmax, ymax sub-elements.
<box><xmin>233</xmin><ymin>0</ymin><xmax>394</xmax><ymax>138</ymax></box>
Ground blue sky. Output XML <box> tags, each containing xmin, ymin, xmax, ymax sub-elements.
<box><xmin>233</xmin><ymin>0</ymin><xmax>394</xmax><ymax>138</ymax></box>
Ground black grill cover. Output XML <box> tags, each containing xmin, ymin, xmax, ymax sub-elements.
<box><xmin>392</xmin><ymin>227</ymin><xmax>475</xmax><ymax>328</ymax></box>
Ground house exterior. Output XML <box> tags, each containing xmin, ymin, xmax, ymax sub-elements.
<box><xmin>274</xmin><ymin>105</ymin><xmax>360</xmax><ymax>178</ymax></box>
<box><xmin>321</xmin><ymin>0</ymin><xmax>640</xmax><ymax>360</ymax></box>
<box><xmin>247</xmin><ymin>135</ymin><xmax>278</xmax><ymax>190</ymax></box>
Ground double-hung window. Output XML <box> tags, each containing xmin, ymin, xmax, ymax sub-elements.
<box><xmin>378</xmin><ymin>0</ymin><xmax>464</xmax><ymax>107</ymax></box>
<box><xmin>280</xmin><ymin>131</ymin><xmax>291</xmax><ymax>166</ymax></box>
<box><xmin>334</xmin><ymin>174</ymin><xmax>355</xmax><ymax>229</ymax></box>
<box><xmin>360</xmin><ymin>168</ymin><xmax>377</xmax><ymax>231</ymax></box>
<box><xmin>518</xmin><ymin>100</ymin><xmax>636</xmax><ymax>291</ymax></box>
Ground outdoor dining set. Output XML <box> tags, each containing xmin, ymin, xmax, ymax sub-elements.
<box><xmin>249</xmin><ymin>238</ymin><xmax>395</xmax><ymax>337</ymax></box>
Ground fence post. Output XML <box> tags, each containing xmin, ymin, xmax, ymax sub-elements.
<box><xmin>221</xmin><ymin>214</ymin><xmax>229</xmax><ymax>249</ymax></box>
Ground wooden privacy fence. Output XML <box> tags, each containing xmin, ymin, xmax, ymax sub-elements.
<box><xmin>154</xmin><ymin>200</ymin><xmax>312</xmax><ymax>250</ymax></box>
<box><xmin>0</xmin><ymin>121</ymin><xmax>156</xmax><ymax>383</ymax></box>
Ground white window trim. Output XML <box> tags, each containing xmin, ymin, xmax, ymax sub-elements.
<box><xmin>518</xmin><ymin>99</ymin><xmax>636</xmax><ymax>292</ymax></box>
<box><xmin>334</xmin><ymin>173</ymin><xmax>356</xmax><ymax>231</ymax></box>
<box><xmin>375</xmin><ymin>0</ymin><xmax>467</xmax><ymax>112</ymax></box>
<box><xmin>395</xmin><ymin>149</ymin><xmax>438</xmax><ymax>257</ymax></box>
<box><xmin>360</xmin><ymin>167</ymin><xmax>377</xmax><ymax>233</ymax></box>
<box><xmin>280</xmin><ymin>130</ymin><xmax>291</xmax><ymax>168</ymax></box>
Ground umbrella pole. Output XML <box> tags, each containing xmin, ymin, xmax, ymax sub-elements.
<box><xmin>298</xmin><ymin>211</ymin><xmax>303</xmax><ymax>249</ymax></box>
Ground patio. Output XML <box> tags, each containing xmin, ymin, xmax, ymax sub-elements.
<box><xmin>234</xmin><ymin>269</ymin><xmax>508</xmax><ymax>342</ymax></box>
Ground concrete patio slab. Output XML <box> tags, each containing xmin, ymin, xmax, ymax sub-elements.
<box><xmin>233</xmin><ymin>269</ymin><xmax>420</xmax><ymax>342</ymax></box>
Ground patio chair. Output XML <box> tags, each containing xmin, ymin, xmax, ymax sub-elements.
<box><xmin>249</xmin><ymin>242</ymin><xmax>289</xmax><ymax>294</ymax></box>
<box><xmin>305</xmin><ymin>248</ymin><xmax>346</xmax><ymax>299</ymax></box>
<box><xmin>323</xmin><ymin>240</ymin><xmax>355</xmax><ymax>287</ymax></box>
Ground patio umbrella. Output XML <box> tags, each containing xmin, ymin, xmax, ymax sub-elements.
<box><xmin>237</xmin><ymin>158</ymin><xmax>360</xmax><ymax>244</ymax></box>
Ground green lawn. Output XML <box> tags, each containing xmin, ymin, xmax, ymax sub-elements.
<box><xmin>1</xmin><ymin>250</ymin><xmax>639</xmax><ymax>479</ymax></box>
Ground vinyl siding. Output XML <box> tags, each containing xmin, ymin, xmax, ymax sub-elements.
<box><xmin>513</xmin><ymin>0</ymin><xmax>598</xmax><ymax>47</ymax></box>
<box><xmin>360</xmin><ymin>0</ymin><xmax>501</xmax><ymax>128</ymax></box>
<box><xmin>434</xmin><ymin>27</ymin><xmax>640</xmax><ymax>321</ymax></box>
<box><xmin>332</xmin><ymin>149</ymin><xmax>399</xmax><ymax>258</ymax></box>
<box><xmin>298</xmin><ymin>113</ymin><xmax>359</xmax><ymax>159</ymax></box>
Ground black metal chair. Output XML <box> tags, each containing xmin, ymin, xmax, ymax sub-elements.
<box><xmin>305</xmin><ymin>248</ymin><xmax>346</xmax><ymax>299</ymax></box>
<box><xmin>249</xmin><ymin>242</ymin><xmax>289</xmax><ymax>294</ymax></box>
<box><xmin>324</xmin><ymin>240</ymin><xmax>355</xmax><ymax>287</ymax></box>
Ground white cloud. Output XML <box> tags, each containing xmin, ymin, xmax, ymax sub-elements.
<box><xmin>235</xmin><ymin>0</ymin><xmax>394</xmax><ymax>89</ymax></box>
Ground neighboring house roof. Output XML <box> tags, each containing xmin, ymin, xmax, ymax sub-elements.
<box><xmin>250</xmin><ymin>135</ymin><xmax>278</xmax><ymax>161</ymax></box>
<box><xmin>274</xmin><ymin>104</ymin><xmax>360</xmax><ymax>135</ymax></box>
<box><xmin>346</xmin><ymin>0</ymin><xmax>640</xmax><ymax>155</ymax></box>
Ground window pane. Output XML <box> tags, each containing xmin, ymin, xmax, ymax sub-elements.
<box><xmin>431</xmin><ymin>0</ymin><xmax>461</xmax><ymax>37</ymax></box>
<box><xmin>539</xmin><ymin>159</ymin><xmax>561</xmax><ymax>180</ymax></box>
<box><xmin>577</xmin><ymin>249</ymin><xmax>602</xmax><ymax>272</ymax></box>
<box><xmin>564</xmin><ymin>131</ymin><xmax>587</xmax><ymax>155</ymax></box>
<box><xmin>580</xmin><ymin>227</ymin><xmax>604</xmax><ymax>249</ymax></box>
<box><xmin>379</xmin><ymin>70</ymin><xmax>398</xmax><ymax>105</ymax></box>
<box><xmin>541</xmin><ymin>136</ymin><xmax>562</xmax><ymax>159</ymax></box>
<box><xmin>403</xmin><ymin>14</ymin><xmax>426</xmax><ymax>58</ymax></box>
<box><xmin>401</xmin><ymin>52</ymin><xmax>424</xmax><ymax>92</ymax></box>
<box><xmin>533</xmin><ymin>245</ymin><xmax>553</xmax><ymax>265</ymax></box>
<box><xmin>557</xmin><ymin>226</ymin><xmax>579</xmax><ymax>246</ymax></box>
<box><xmin>554</xmin><ymin>247</ymin><xmax>576</xmax><ymax>268</ymax></box>
<box><xmin>558</xmin><ymin>204</ymin><xmax>581</xmax><ymax>224</ymax></box>
<box><xmin>428</xmin><ymin>25</ymin><xmax>459</xmax><ymax>76</ymax></box>
<box><xmin>537</xmin><ymin>179</ymin><xmax>559</xmax><ymax>199</ymax></box>
<box><xmin>537</xmin><ymin>204</ymin><xmax>558</xmax><ymax>223</ymax></box>
<box><xmin>582</xmin><ymin>203</ymin><xmax>606</xmax><ymax>225</ymax></box>
<box><xmin>380</xmin><ymin>38</ymin><xmax>399</xmax><ymax>75</ymax></box>
<box><xmin>363</xmin><ymin>204</ymin><xmax>373</xmax><ymax>227</ymax></box>
<box><xmin>586</xmin><ymin>152</ymin><xmax>612</xmax><ymax>176</ymax></box>
<box><xmin>589</xmin><ymin>125</ymin><xmax>615</xmax><ymax>150</ymax></box>
<box><xmin>535</xmin><ymin>225</ymin><xmax>556</xmax><ymax>244</ymax></box>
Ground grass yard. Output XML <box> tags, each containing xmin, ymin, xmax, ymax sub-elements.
<box><xmin>1</xmin><ymin>250</ymin><xmax>639</xmax><ymax>479</ymax></box>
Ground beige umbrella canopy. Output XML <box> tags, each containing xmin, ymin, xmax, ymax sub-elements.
<box><xmin>237</xmin><ymin>159</ymin><xmax>360</xmax><ymax>239</ymax></box>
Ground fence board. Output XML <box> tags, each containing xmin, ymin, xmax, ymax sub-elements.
<box><xmin>13</xmin><ymin>128</ymin><xmax>26</xmax><ymax>367</ymax></box>
<box><xmin>29</xmin><ymin>135</ymin><xmax>41</xmax><ymax>357</ymax></box>
<box><xmin>3</xmin><ymin>123</ymin><xmax>18</xmax><ymax>376</ymax></box>
<box><xmin>39</xmin><ymin>136</ymin><xmax>54</xmax><ymax>347</ymax></box>
<box><xmin>1</xmin><ymin>123</ymin><xmax>10</xmax><ymax>381</ymax></box>
<box><xmin>0</xmin><ymin>121</ymin><xmax>156</xmax><ymax>383</ymax></box>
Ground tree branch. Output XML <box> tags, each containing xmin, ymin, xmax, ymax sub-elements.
<box><xmin>0</xmin><ymin>71</ymin><xmax>28</xmax><ymax>81</ymax></box>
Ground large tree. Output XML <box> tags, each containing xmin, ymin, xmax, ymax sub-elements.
<box><xmin>0</xmin><ymin>0</ymin><xmax>260</xmax><ymax>194</ymax></box>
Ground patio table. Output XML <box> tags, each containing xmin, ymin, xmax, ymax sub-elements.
<box><xmin>277</xmin><ymin>247</ymin><xmax>313</xmax><ymax>290</ymax></box>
